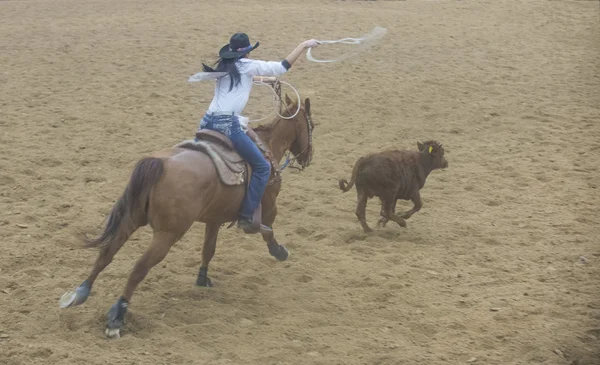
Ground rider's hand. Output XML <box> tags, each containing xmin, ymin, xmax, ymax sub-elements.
<box><xmin>302</xmin><ymin>39</ymin><xmax>320</xmax><ymax>49</ymax></box>
<box><xmin>285</xmin><ymin>39</ymin><xmax>321</xmax><ymax>67</ymax></box>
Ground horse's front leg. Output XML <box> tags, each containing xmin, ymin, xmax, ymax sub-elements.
<box><xmin>260</xmin><ymin>192</ymin><xmax>289</xmax><ymax>262</ymax></box>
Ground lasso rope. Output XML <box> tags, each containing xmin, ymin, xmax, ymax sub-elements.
<box><xmin>188</xmin><ymin>74</ymin><xmax>301</xmax><ymax>122</ymax></box>
<box><xmin>249</xmin><ymin>79</ymin><xmax>301</xmax><ymax>122</ymax></box>
<box><xmin>306</xmin><ymin>26</ymin><xmax>387</xmax><ymax>63</ymax></box>
<box><xmin>250</xmin><ymin>78</ymin><xmax>304</xmax><ymax>172</ymax></box>
<box><xmin>187</xmin><ymin>26</ymin><xmax>387</xmax><ymax>169</ymax></box>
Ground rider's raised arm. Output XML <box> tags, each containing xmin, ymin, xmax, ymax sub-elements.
<box><xmin>243</xmin><ymin>39</ymin><xmax>320</xmax><ymax>77</ymax></box>
<box><xmin>283</xmin><ymin>39</ymin><xmax>319</xmax><ymax>67</ymax></box>
<box><xmin>243</xmin><ymin>59</ymin><xmax>290</xmax><ymax>77</ymax></box>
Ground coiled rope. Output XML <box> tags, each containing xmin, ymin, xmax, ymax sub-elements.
<box><xmin>249</xmin><ymin>78</ymin><xmax>301</xmax><ymax>122</ymax></box>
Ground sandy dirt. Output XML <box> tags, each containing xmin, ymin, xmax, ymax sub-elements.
<box><xmin>1</xmin><ymin>0</ymin><xmax>599</xmax><ymax>364</ymax></box>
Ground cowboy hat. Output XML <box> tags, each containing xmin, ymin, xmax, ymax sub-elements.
<box><xmin>219</xmin><ymin>33</ymin><xmax>260</xmax><ymax>59</ymax></box>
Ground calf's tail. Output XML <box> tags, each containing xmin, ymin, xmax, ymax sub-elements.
<box><xmin>338</xmin><ymin>157</ymin><xmax>363</xmax><ymax>192</ymax></box>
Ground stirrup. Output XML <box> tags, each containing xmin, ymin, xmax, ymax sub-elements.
<box><xmin>235</xmin><ymin>203</ymin><xmax>271</xmax><ymax>234</ymax></box>
<box><xmin>237</xmin><ymin>219</ymin><xmax>272</xmax><ymax>234</ymax></box>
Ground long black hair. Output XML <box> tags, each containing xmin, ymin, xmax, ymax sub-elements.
<box><xmin>202</xmin><ymin>57</ymin><xmax>242</xmax><ymax>92</ymax></box>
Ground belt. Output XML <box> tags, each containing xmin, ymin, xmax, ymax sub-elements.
<box><xmin>208</xmin><ymin>111</ymin><xmax>239</xmax><ymax>116</ymax></box>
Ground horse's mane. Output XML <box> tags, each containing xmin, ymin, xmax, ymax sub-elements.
<box><xmin>253</xmin><ymin>121</ymin><xmax>278</xmax><ymax>133</ymax></box>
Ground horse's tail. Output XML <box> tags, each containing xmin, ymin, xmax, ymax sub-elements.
<box><xmin>85</xmin><ymin>157</ymin><xmax>165</xmax><ymax>248</ymax></box>
<box><xmin>338</xmin><ymin>157</ymin><xmax>363</xmax><ymax>193</ymax></box>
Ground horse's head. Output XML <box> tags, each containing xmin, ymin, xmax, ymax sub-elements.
<box><xmin>282</xmin><ymin>94</ymin><xmax>314</xmax><ymax>169</ymax></box>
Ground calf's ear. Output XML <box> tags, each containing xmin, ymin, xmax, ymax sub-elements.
<box><xmin>417</xmin><ymin>141</ymin><xmax>425</xmax><ymax>151</ymax></box>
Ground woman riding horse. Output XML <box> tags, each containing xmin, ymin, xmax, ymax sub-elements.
<box><xmin>198</xmin><ymin>32</ymin><xmax>319</xmax><ymax>234</ymax></box>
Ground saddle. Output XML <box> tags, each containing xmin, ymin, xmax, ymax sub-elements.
<box><xmin>173</xmin><ymin>129</ymin><xmax>279</xmax><ymax>187</ymax></box>
<box><xmin>174</xmin><ymin>129</ymin><xmax>279</xmax><ymax>233</ymax></box>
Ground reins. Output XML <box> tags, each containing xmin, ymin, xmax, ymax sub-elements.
<box><xmin>278</xmin><ymin>87</ymin><xmax>313</xmax><ymax>173</ymax></box>
<box><xmin>279</xmin><ymin>109</ymin><xmax>313</xmax><ymax>172</ymax></box>
<box><xmin>266</xmin><ymin>104</ymin><xmax>313</xmax><ymax>186</ymax></box>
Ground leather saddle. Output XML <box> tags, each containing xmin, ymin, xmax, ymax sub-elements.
<box><xmin>174</xmin><ymin>129</ymin><xmax>278</xmax><ymax>187</ymax></box>
<box><xmin>174</xmin><ymin>129</ymin><xmax>279</xmax><ymax>234</ymax></box>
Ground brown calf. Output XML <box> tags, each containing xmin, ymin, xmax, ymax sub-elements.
<box><xmin>338</xmin><ymin>140</ymin><xmax>448</xmax><ymax>233</ymax></box>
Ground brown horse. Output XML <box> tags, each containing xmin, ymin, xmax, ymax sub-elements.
<box><xmin>59</xmin><ymin>94</ymin><xmax>314</xmax><ymax>338</ymax></box>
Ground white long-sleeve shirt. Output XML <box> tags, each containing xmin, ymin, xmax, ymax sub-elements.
<box><xmin>207</xmin><ymin>58</ymin><xmax>289</xmax><ymax>117</ymax></box>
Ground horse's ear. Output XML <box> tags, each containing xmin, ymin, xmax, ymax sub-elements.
<box><xmin>284</xmin><ymin>94</ymin><xmax>293</xmax><ymax>106</ymax></box>
<box><xmin>305</xmin><ymin>98</ymin><xmax>311</xmax><ymax>115</ymax></box>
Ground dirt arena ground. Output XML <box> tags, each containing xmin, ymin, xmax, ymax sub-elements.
<box><xmin>1</xmin><ymin>0</ymin><xmax>599</xmax><ymax>364</ymax></box>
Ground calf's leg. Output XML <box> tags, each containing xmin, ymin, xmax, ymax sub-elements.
<box><xmin>355</xmin><ymin>190</ymin><xmax>372</xmax><ymax>233</ymax></box>
<box><xmin>400</xmin><ymin>190</ymin><xmax>422</xmax><ymax>220</ymax></box>
<box><xmin>378</xmin><ymin>198</ymin><xmax>397</xmax><ymax>228</ymax></box>
<box><xmin>379</xmin><ymin>192</ymin><xmax>407</xmax><ymax>228</ymax></box>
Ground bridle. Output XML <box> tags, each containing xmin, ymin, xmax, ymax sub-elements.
<box><xmin>262</xmin><ymin>80</ymin><xmax>314</xmax><ymax>186</ymax></box>
<box><xmin>279</xmin><ymin>100</ymin><xmax>313</xmax><ymax>172</ymax></box>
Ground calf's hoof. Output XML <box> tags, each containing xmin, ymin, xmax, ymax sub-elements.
<box><xmin>377</xmin><ymin>217</ymin><xmax>389</xmax><ymax>228</ymax></box>
<box><xmin>399</xmin><ymin>212</ymin><xmax>413</xmax><ymax>220</ymax></box>
<box><xmin>396</xmin><ymin>219</ymin><xmax>407</xmax><ymax>228</ymax></box>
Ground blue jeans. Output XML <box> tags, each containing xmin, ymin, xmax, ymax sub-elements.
<box><xmin>196</xmin><ymin>113</ymin><xmax>271</xmax><ymax>221</ymax></box>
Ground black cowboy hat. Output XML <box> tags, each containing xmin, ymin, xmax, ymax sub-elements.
<box><xmin>219</xmin><ymin>33</ymin><xmax>260</xmax><ymax>59</ymax></box>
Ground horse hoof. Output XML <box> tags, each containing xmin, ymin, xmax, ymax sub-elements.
<box><xmin>279</xmin><ymin>246</ymin><xmax>290</xmax><ymax>261</ymax></box>
<box><xmin>105</xmin><ymin>296</ymin><xmax>128</xmax><ymax>338</ymax></box>
<box><xmin>270</xmin><ymin>245</ymin><xmax>289</xmax><ymax>262</ymax></box>
<box><xmin>59</xmin><ymin>281</ymin><xmax>91</xmax><ymax>308</ymax></box>
<box><xmin>105</xmin><ymin>328</ymin><xmax>121</xmax><ymax>339</ymax></box>
<box><xmin>196</xmin><ymin>277</ymin><xmax>214</xmax><ymax>287</ymax></box>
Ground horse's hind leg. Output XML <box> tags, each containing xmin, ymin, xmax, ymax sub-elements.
<box><xmin>59</xmin><ymin>232</ymin><xmax>135</xmax><ymax>308</ymax></box>
<box><xmin>196</xmin><ymin>222</ymin><xmax>220</xmax><ymax>287</ymax></box>
<box><xmin>105</xmin><ymin>228</ymin><xmax>189</xmax><ymax>339</ymax></box>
